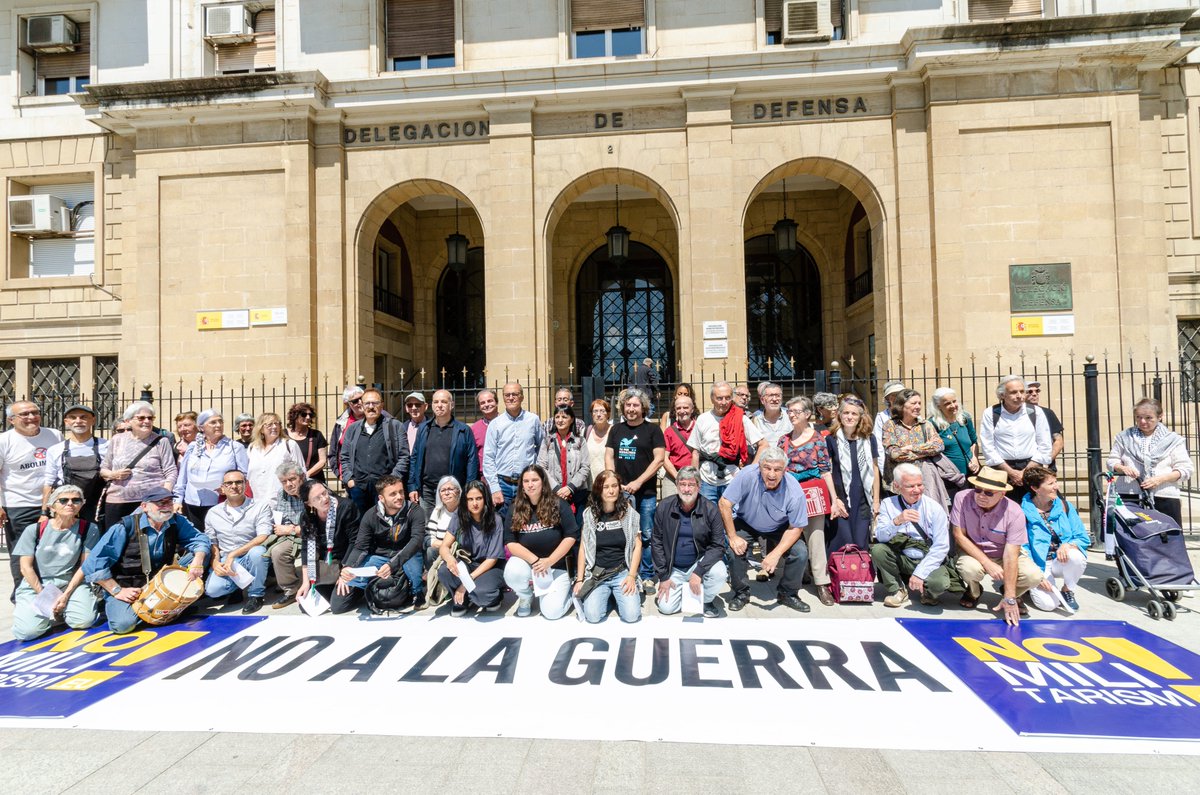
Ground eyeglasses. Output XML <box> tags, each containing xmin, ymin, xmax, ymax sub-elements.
<box><xmin>55</xmin><ymin>497</ymin><xmax>84</xmax><ymax>505</ymax></box>
<box><xmin>14</xmin><ymin>410</ymin><xmax>41</xmax><ymax>418</ymax></box>
<box><xmin>364</xmin><ymin>401</ymin><xmax>382</xmax><ymax>408</ymax></box>
<box><xmin>503</xmin><ymin>392</ymin><xmax>521</xmax><ymax>399</ymax></box>
<box><xmin>134</xmin><ymin>416</ymin><xmax>155</xmax><ymax>422</ymax></box>
<box><xmin>114</xmin><ymin>428</ymin><xmax>129</xmax><ymax>433</ymax></box>
<box><xmin>222</xmin><ymin>480</ymin><xmax>246</xmax><ymax>487</ymax></box>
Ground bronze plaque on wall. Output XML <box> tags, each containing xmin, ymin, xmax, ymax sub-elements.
<box><xmin>1009</xmin><ymin>263</ymin><xmax>1072</xmax><ymax>313</ymax></box>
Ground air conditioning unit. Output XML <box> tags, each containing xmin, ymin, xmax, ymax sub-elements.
<box><xmin>205</xmin><ymin>4</ymin><xmax>254</xmax><ymax>42</ymax></box>
<box><xmin>26</xmin><ymin>14</ymin><xmax>79</xmax><ymax>53</ymax></box>
<box><xmin>9</xmin><ymin>195</ymin><xmax>69</xmax><ymax>235</ymax></box>
<box><xmin>783</xmin><ymin>0</ymin><xmax>833</xmax><ymax>43</ymax></box>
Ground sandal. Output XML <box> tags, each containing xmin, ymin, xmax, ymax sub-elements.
<box><xmin>959</xmin><ymin>593</ymin><xmax>979</xmax><ymax>609</ymax></box>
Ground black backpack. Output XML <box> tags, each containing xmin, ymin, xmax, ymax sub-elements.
<box><xmin>365</xmin><ymin>573</ymin><xmax>412</xmax><ymax>614</ymax></box>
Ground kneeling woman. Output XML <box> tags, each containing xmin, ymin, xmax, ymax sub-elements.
<box><xmin>437</xmin><ymin>480</ymin><xmax>505</xmax><ymax>615</ymax></box>
<box><xmin>296</xmin><ymin>480</ymin><xmax>361</xmax><ymax>608</ymax></box>
<box><xmin>504</xmin><ymin>465</ymin><xmax>578</xmax><ymax>619</ymax></box>
<box><xmin>12</xmin><ymin>485</ymin><xmax>99</xmax><ymax>640</ymax></box>
<box><xmin>1022</xmin><ymin>465</ymin><xmax>1090</xmax><ymax>613</ymax></box>
<box><xmin>574</xmin><ymin>470</ymin><xmax>643</xmax><ymax>623</ymax></box>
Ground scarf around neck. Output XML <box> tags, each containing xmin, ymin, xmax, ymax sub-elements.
<box><xmin>835</xmin><ymin>429</ymin><xmax>874</xmax><ymax>497</ymax></box>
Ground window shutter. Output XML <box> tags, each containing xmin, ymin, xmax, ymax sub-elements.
<box><xmin>764</xmin><ymin>0</ymin><xmax>783</xmax><ymax>33</ymax></box>
<box><xmin>37</xmin><ymin>20</ymin><xmax>89</xmax><ymax>79</ymax></box>
<box><xmin>253</xmin><ymin>8</ymin><xmax>276</xmax><ymax>70</ymax></box>
<box><xmin>386</xmin><ymin>0</ymin><xmax>455</xmax><ymax>58</ymax></box>
<box><xmin>968</xmin><ymin>0</ymin><xmax>1041</xmax><ymax>21</ymax></box>
<box><xmin>830</xmin><ymin>0</ymin><xmax>844</xmax><ymax>29</ymax></box>
<box><xmin>216</xmin><ymin>41</ymin><xmax>256</xmax><ymax>73</ymax></box>
<box><xmin>572</xmin><ymin>0</ymin><xmax>644</xmax><ymax>32</ymax></box>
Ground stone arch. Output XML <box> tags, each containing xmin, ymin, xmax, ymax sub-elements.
<box><xmin>741</xmin><ymin>158</ymin><xmax>886</xmax><ymax>230</ymax></box>
<box><xmin>543</xmin><ymin>167</ymin><xmax>682</xmax><ymax>244</ymax></box>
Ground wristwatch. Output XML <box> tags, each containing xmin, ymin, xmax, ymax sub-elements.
<box><xmin>1003</xmin><ymin>597</ymin><xmax>1017</xmax><ymax>606</ymax></box>
<box><xmin>110</xmin><ymin>584</ymin><xmax>121</xmax><ymax>596</ymax></box>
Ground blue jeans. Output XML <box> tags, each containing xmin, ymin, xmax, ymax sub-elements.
<box><xmin>348</xmin><ymin>553</ymin><xmax>424</xmax><ymax>597</ymax></box>
<box><xmin>204</xmin><ymin>546</ymin><xmax>269</xmax><ymax>598</ymax></box>
<box><xmin>495</xmin><ymin>478</ymin><xmax>518</xmax><ymax>518</ymax></box>
<box><xmin>634</xmin><ymin>494</ymin><xmax>657</xmax><ymax>579</ymax></box>
<box><xmin>582</xmin><ymin>569</ymin><xmax>642</xmax><ymax>623</ymax></box>
<box><xmin>102</xmin><ymin>551</ymin><xmax>200</xmax><ymax>634</ymax></box>
<box><xmin>699</xmin><ymin>481</ymin><xmax>728</xmax><ymax>504</ymax></box>
<box><xmin>656</xmin><ymin>561</ymin><xmax>728</xmax><ymax>614</ymax></box>
<box><xmin>347</xmin><ymin>481</ymin><xmax>378</xmax><ymax>514</ymax></box>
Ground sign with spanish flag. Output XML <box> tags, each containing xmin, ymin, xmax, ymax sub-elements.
<box><xmin>1011</xmin><ymin>314</ymin><xmax>1075</xmax><ymax>337</ymax></box>
<box><xmin>899</xmin><ymin>619</ymin><xmax>1200</xmax><ymax>740</ymax></box>
<box><xmin>195</xmin><ymin>310</ymin><xmax>249</xmax><ymax>331</ymax></box>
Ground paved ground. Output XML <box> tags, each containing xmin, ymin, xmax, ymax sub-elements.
<box><xmin>1</xmin><ymin>543</ymin><xmax>1199</xmax><ymax>794</ymax></box>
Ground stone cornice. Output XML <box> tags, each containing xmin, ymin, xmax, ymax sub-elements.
<box><xmin>70</xmin><ymin>10</ymin><xmax>1199</xmax><ymax>134</ymax></box>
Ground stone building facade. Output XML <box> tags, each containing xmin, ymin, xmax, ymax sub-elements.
<box><xmin>0</xmin><ymin>0</ymin><xmax>1197</xmax><ymax>401</ymax></box>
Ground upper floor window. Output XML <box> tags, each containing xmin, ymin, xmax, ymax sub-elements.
<box><xmin>386</xmin><ymin>0</ymin><xmax>455</xmax><ymax>71</ymax></box>
<box><xmin>7</xmin><ymin>176</ymin><xmax>97</xmax><ymax>280</ymax></box>
<box><xmin>18</xmin><ymin>13</ymin><xmax>91</xmax><ymax>97</ymax></box>
<box><xmin>572</xmin><ymin>0</ymin><xmax>645</xmax><ymax>58</ymax></box>
<box><xmin>205</xmin><ymin>4</ymin><xmax>276</xmax><ymax>75</ymax></box>
<box><xmin>968</xmin><ymin>0</ymin><xmax>1042</xmax><ymax>21</ymax></box>
<box><xmin>764</xmin><ymin>0</ymin><xmax>844</xmax><ymax>44</ymax></box>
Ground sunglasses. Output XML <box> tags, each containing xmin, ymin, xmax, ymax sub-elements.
<box><xmin>223</xmin><ymin>480</ymin><xmax>246</xmax><ymax>487</ymax></box>
<box><xmin>348</xmin><ymin>398</ymin><xmax>363</xmax><ymax>405</ymax></box>
<box><xmin>114</xmin><ymin>428</ymin><xmax>130</xmax><ymax>434</ymax></box>
<box><xmin>15</xmin><ymin>410</ymin><xmax>41</xmax><ymax>417</ymax></box>
<box><xmin>56</xmin><ymin>497</ymin><xmax>84</xmax><ymax>505</ymax></box>
<box><xmin>299</xmin><ymin>412</ymin><xmax>315</xmax><ymax>418</ymax></box>
<box><xmin>975</xmin><ymin>488</ymin><xmax>1000</xmax><ymax>497</ymax></box>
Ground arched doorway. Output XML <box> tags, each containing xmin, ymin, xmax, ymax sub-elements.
<box><xmin>436</xmin><ymin>246</ymin><xmax>485</xmax><ymax>386</ymax></box>
<box><xmin>576</xmin><ymin>241</ymin><xmax>675</xmax><ymax>386</ymax></box>
<box><xmin>744</xmin><ymin>234</ymin><xmax>822</xmax><ymax>380</ymax></box>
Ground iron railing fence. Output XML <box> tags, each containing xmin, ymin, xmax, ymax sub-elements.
<box><xmin>10</xmin><ymin>355</ymin><xmax>1198</xmax><ymax>537</ymax></box>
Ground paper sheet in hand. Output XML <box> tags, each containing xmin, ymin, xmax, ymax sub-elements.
<box><xmin>680</xmin><ymin>582</ymin><xmax>704</xmax><ymax>616</ymax></box>
<box><xmin>532</xmin><ymin>569</ymin><xmax>555</xmax><ymax>596</ymax></box>
<box><xmin>32</xmin><ymin>583</ymin><xmax>63</xmax><ymax>619</ymax></box>
<box><xmin>345</xmin><ymin>566</ymin><xmax>378</xmax><ymax>578</ymax></box>
<box><xmin>572</xmin><ymin>596</ymin><xmax>585</xmax><ymax>622</ymax></box>
<box><xmin>230</xmin><ymin>561</ymin><xmax>255</xmax><ymax>589</ymax></box>
<box><xmin>299</xmin><ymin>586</ymin><xmax>330</xmax><ymax>616</ymax></box>
<box><xmin>457</xmin><ymin>562</ymin><xmax>476</xmax><ymax>593</ymax></box>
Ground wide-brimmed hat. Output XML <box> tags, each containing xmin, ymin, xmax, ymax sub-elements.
<box><xmin>967</xmin><ymin>465</ymin><xmax>1013</xmax><ymax>493</ymax></box>
<box><xmin>882</xmin><ymin>382</ymin><xmax>906</xmax><ymax>398</ymax></box>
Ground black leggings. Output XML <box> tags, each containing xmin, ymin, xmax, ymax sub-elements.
<box><xmin>1153</xmin><ymin>497</ymin><xmax>1183</xmax><ymax>529</ymax></box>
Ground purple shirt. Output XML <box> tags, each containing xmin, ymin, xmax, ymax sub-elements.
<box><xmin>471</xmin><ymin>418</ymin><xmax>490</xmax><ymax>469</ymax></box>
<box><xmin>949</xmin><ymin>488</ymin><xmax>1027</xmax><ymax>558</ymax></box>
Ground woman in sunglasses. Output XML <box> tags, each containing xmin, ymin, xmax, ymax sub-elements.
<box><xmin>287</xmin><ymin>402</ymin><xmax>328</xmax><ymax>484</ymax></box>
<box><xmin>11</xmin><ymin>484</ymin><xmax>100</xmax><ymax>639</ymax></box>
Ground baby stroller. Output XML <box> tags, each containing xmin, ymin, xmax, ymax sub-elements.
<box><xmin>1098</xmin><ymin>473</ymin><xmax>1199</xmax><ymax>621</ymax></box>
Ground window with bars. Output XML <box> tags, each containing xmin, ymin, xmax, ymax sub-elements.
<box><xmin>30</xmin><ymin>357</ymin><xmax>81</xmax><ymax>429</ymax></box>
<box><xmin>212</xmin><ymin>7</ymin><xmax>276</xmax><ymax>74</ymax></box>
<box><xmin>764</xmin><ymin>0</ymin><xmax>844</xmax><ymax>44</ymax></box>
<box><xmin>0</xmin><ymin>361</ymin><xmax>14</xmax><ymax>410</ymax></box>
<box><xmin>93</xmin><ymin>356</ymin><xmax>119</xmax><ymax>429</ymax></box>
<box><xmin>571</xmin><ymin>0</ymin><xmax>644</xmax><ymax>58</ymax></box>
<box><xmin>1180</xmin><ymin>320</ymin><xmax>1200</xmax><ymax>402</ymax></box>
<box><xmin>26</xmin><ymin>16</ymin><xmax>91</xmax><ymax>96</ymax></box>
<box><xmin>385</xmin><ymin>0</ymin><xmax>455</xmax><ymax>71</ymax></box>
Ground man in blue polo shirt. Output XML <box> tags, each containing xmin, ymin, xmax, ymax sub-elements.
<box><xmin>718</xmin><ymin>446</ymin><xmax>810</xmax><ymax>613</ymax></box>
<box><xmin>483</xmin><ymin>382</ymin><xmax>543</xmax><ymax>515</ymax></box>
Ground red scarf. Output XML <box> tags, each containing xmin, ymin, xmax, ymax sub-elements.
<box><xmin>718</xmin><ymin>405</ymin><xmax>749</xmax><ymax>466</ymax></box>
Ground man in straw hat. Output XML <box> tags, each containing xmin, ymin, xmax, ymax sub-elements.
<box><xmin>950</xmin><ymin>464</ymin><xmax>1045</xmax><ymax>625</ymax></box>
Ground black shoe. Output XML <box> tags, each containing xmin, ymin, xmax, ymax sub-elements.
<box><xmin>451</xmin><ymin>601</ymin><xmax>468</xmax><ymax>617</ymax></box>
<box><xmin>703</xmin><ymin>602</ymin><xmax>719</xmax><ymax>618</ymax></box>
<box><xmin>272</xmin><ymin>592</ymin><xmax>295</xmax><ymax>609</ymax></box>
<box><xmin>481</xmin><ymin>598</ymin><xmax>503</xmax><ymax>613</ymax></box>
<box><xmin>242</xmin><ymin>596</ymin><xmax>265</xmax><ymax>614</ymax></box>
<box><xmin>412</xmin><ymin>592</ymin><xmax>427</xmax><ymax>610</ymax></box>
<box><xmin>727</xmin><ymin>593</ymin><xmax>749</xmax><ymax>612</ymax></box>
<box><xmin>778</xmin><ymin>594</ymin><xmax>811</xmax><ymax>613</ymax></box>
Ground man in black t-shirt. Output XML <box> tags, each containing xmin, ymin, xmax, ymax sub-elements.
<box><xmin>605</xmin><ymin>388</ymin><xmax>665</xmax><ymax>591</ymax></box>
<box><xmin>1024</xmin><ymin>380</ymin><xmax>1063</xmax><ymax>472</ymax></box>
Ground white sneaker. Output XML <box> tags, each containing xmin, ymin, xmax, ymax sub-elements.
<box><xmin>516</xmin><ymin>597</ymin><xmax>532</xmax><ymax>617</ymax></box>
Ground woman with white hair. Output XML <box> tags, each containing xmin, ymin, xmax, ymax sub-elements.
<box><xmin>929</xmin><ymin>387</ymin><xmax>979</xmax><ymax>501</ymax></box>
<box><xmin>11</xmin><ymin>484</ymin><xmax>99</xmax><ymax>639</ymax></box>
<box><xmin>100</xmin><ymin>401</ymin><xmax>177</xmax><ymax>530</ymax></box>
<box><xmin>173</xmin><ymin>409</ymin><xmax>249</xmax><ymax>531</ymax></box>
<box><xmin>425</xmin><ymin>475</ymin><xmax>462</xmax><ymax>568</ymax></box>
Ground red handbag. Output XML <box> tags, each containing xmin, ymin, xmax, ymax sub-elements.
<box><xmin>827</xmin><ymin>545</ymin><xmax>875</xmax><ymax>603</ymax></box>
